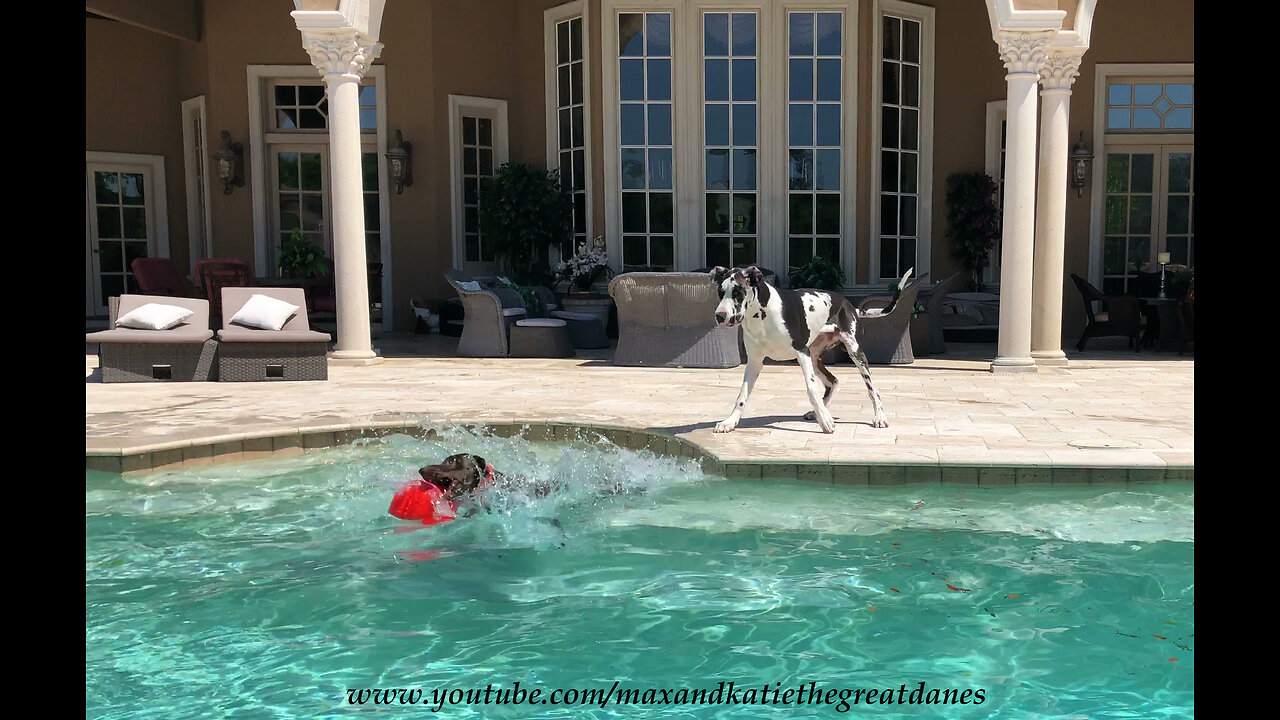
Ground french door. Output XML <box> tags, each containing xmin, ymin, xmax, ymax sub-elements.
<box><xmin>450</xmin><ymin>96</ymin><xmax>511</xmax><ymax>277</ymax></box>
<box><xmin>269</xmin><ymin>145</ymin><xmax>331</xmax><ymax>274</ymax></box>
<box><xmin>1101</xmin><ymin>145</ymin><xmax>1194</xmax><ymax>294</ymax></box>
<box><xmin>86</xmin><ymin>161</ymin><xmax>160</xmax><ymax>314</ymax></box>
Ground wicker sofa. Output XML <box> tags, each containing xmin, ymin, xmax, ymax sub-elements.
<box><xmin>608</xmin><ymin>272</ymin><xmax>741</xmax><ymax>368</ymax></box>
<box><xmin>87</xmin><ymin>294</ymin><xmax>218</xmax><ymax>383</ymax></box>
<box><xmin>216</xmin><ymin>287</ymin><xmax>332</xmax><ymax>381</ymax></box>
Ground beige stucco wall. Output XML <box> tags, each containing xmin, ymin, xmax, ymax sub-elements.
<box><xmin>86</xmin><ymin>17</ymin><xmax>193</xmax><ymax>274</ymax></box>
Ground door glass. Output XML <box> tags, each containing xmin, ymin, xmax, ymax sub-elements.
<box><xmin>92</xmin><ymin>170</ymin><xmax>148</xmax><ymax>302</ymax></box>
<box><xmin>462</xmin><ymin>116</ymin><xmax>497</xmax><ymax>263</ymax></box>
<box><xmin>277</xmin><ymin>151</ymin><xmax>327</xmax><ymax>270</ymax></box>
<box><xmin>1101</xmin><ymin>151</ymin><xmax>1155</xmax><ymax>294</ymax></box>
<box><xmin>1164</xmin><ymin>151</ymin><xmax>1193</xmax><ymax>268</ymax></box>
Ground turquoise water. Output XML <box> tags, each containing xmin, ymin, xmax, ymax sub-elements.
<box><xmin>86</xmin><ymin>427</ymin><xmax>1193</xmax><ymax>719</ymax></box>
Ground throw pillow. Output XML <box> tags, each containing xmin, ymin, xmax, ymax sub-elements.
<box><xmin>115</xmin><ymin>303</ymin><xmax>195</xmax><ymax>331</ymax></box>
<box><xmin>229</xmin><ymin>294</ymin><xmax>300</xmax><ymax>331</ymax></box>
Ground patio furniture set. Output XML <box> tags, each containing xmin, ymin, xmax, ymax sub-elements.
<box><xmin>442</xmin><ymin>268</ymin><xmax>964</xmax><ymax>368</ymax></box>
<box><xmin>88</xmin><ymin>258</ymin><xmax>332</xmax><ymax>383</ymax></box>
<box><xmin>1070</xmin><ymin>272</ymin><xmax>1193</xmax><ymax>355</ymax></box>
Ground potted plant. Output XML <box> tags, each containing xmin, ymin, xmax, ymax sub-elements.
<box><xmin>478</xmin><ymin>162</ymin><xmax>574</xmax><ymax>286</ymax></box>
<box><xmin>556</xmin><ymin>236</ymin><xmax>616</xmax><ymax>327</ymax></box>
<box><xmin>278</xmin><ymin>228</ymin><xmax>329</xmax><ymax>279</ymax></box>
<box><xmin>788</xmin><ymin>256</ymin><xmax>848</xmax><ymax>363</ymax></box>
<box><xmin>945</xmin><ymin>172</ymin><xmax>1001</xmax><ymax>292</ymax></box>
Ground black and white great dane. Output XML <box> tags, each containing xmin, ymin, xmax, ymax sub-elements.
<box><xmin>710</xmin><ymin>265</ymin><xmax>890</xmax><ymax>434</ymax></box>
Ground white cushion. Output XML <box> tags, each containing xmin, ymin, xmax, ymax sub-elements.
<box><xmin>516</xmin><ymin>318</ymin><xmax>567</xmax><ymax>328</ymax></box>
<box><xmin>229</xmin><ymin>293</ymin><xmax>300</xmax><ymax>331</ymax></box>
<box><xmin>457</xmin><ymin>281</ymin><xmax>482</xmax><ymax>292</ymax></box>
<box><xmin>115</xmin><ymin>303</ymin><xmax>195</xmax><ymax>331</ymax></box>
<box><xmin>1094</xmin><ymin>311</ymin><xmax>1110</xmax><ymax>322</ymax></box>
<box><xmin>500</xmin><ymin>307</ymin><xmax>527</xmax><ymax>317</ymax></box>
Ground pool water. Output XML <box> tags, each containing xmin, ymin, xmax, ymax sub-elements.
<box><xmin>86</xmin><ymin>427</ymin><xmax>1193</xmax><ymax>719</ymax></box>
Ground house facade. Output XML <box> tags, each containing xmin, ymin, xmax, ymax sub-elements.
<box><xmin>85</xmin><ymin>0</ymin><xmax>1193</xmax><ymax>367</ymax></box>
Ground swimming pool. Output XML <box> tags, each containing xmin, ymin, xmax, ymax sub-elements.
<box><xmin>86</xmin><ymin>427</ymin><xmax>1193</xmax><ymax>718</ymax></box>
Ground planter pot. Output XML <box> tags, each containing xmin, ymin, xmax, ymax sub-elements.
<box><xmin>910</xmin><ymin>314</ymin><xmax>931</xmax><ymax>356</ymax></box>
<box><xmin>559</xmin><ymin>294</ymin><xmax>614</xmax><ymax>329</ymax></box>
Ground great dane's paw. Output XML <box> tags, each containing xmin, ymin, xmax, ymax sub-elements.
<box><xmin>713</xmin><ymin>419</ymin><xmax>738</xmax><ymax>433</ymax></box>
<box><xmin>815</xmin><ymin>413</ymin><xmax>836</xmax><ymax>434</ymax></box>
<box><xmin>872</xmin><ymin>414</ymin><xmax>889</xmax><ymax>429</ymax></box>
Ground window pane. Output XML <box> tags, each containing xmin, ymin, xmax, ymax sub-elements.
<box><xmin>1130</xmin><ymin>154</ymin><xmax>1154</xmax><ymax>193</ymax></box>
<box><xmin>815</xmin><ymin>149</ymin><xmax>840</xmax><ymax>191</ymax></box>
<box><xmin>1166</xmin><ymin>195</ymin><xmax>1190</xmax><ymax>234</ymax></box>
<box><xmin>1133</xmin><ymin>108</ymin><xmax>1160</xmax><ymax>129</ymax></box>
<box><xmin>1107</xmin><ymin>108</ymin><xmax>1131</xmax><ymax>130</ymax></box>
<box><xmin>1105</xmin><ymin>154</ymin><xmax>1129</xmax><ymax>193</ymax></box>
<box><xmin>790</xmin><ymin>237</ymin><xmax>813</xmax><ymax>268</ymax></box>
<box><xmin>622</xmin><ymin>235</ymin><xmax>646</xmax><ymax>267</ymax></box>
<box><xmin>1165</xmin><ymin>83</ymin><xmax>1193</xmax><ymax>105</ymax></box>
<box><xmin>647</xmin><ymin>104</ymin><xmax>672</xmax><ymax>145</ymax></box>
<box><xmin>706</xmin><ymin>236</ymin><xmax>731</xmax><ymax>268</ymax></box>
<box><xmin>706</xmin><ymin>104</ymin><xmax>730</xmax><ymax>145</ymax></box>
<box><xmin>816</xmin><ymin>194</ymin><xmax>839</xmax><ymax>235</ymax></box>
<box><xmin>901</xmin><ymin>108</ymin><xmax>919</xmax><ymax>150</ymax></box>
<box><xmin>706</xmin><ymin>193</ymin><xmax>730</xmax><ymax>233</ymax></box>
<box><xmin>732</xmin><ymin>13</ymin><xmax>756</xmax><ymax>55</ymax></box>
<box><xmin>816</xmin><ymin>13</ymin><xmax>841</xmax><ymax>56</ymax></box>
<box><xmin>881</xmin><ymin>195</ymin><xmax>898</xmax><ymax>235</ymax></box>
<box><xmin>901</xmin><ymin>152</ymin><xmax>917</xmax><ymax>194</ymax></box>
<box><xmin>816</xmin><ymin>59</ymin><xmax>840</xmax><ymax>101</ymax></box>
<box><xmin>816</xmin><ymin>105</ymin><xmax>840</xmax><ymax>146</ymax></box>
<box><xmin>649</xmin><ymin>192</ymin><xmax>674</xmax><ymax>233</ymax></box>
<box><xmin>647</xmin><ymin>59</ymin><xmax>671</xmax><ymax>101</ymax></box>
<box><xmin>1167</xmin><ymin>153</ymin><xmax>1192</xmax><ymax>193</ymax></box>
<box><xmin>620</xmin><ymin>59</ymin><xmax>644</xmax><ymax>101</ymax></box>
<box><xmin>732</xmin><ymin>194</ymin><xmax>756</xmax><ymax>234</ymax></box>
<box><xmin>275</xmin><ymin>85</ymin><xmax>296</xmax><ymax>106</ymax></box>
<box><xmin>619</xmin><ymin>14</ymin><xmax>644</xmax><ymax>57</ymax></box>
<box><xmin>789</xmin><ymin>104</ymin><xmax>812</xmax><ymax>146</ymax></box>
<box><xmin>1134</xmin><ymin>84</ymin><xmax>1161</xmax><ymax>105</ymax></box>
<box><xmin>571</xmin><ymin>63</ymin><xmax>583</xmax><ymax>105</ymax></box>
<box><xmin>789</xmin><ymin>194</ymin><xmax>813</xmax><ymax>234</ymax></box>
<box><xmin>97</xmin><ymin>208</ymin><xmax>122</xmax><ymax>239</ymax></box>
<box><xmin>1108</xmin><ymin>84</ymin><xmax>1131</xmax><ymax>105</ymax></box>
<box><xmin>883</xmin><ymin>62</ymin><xmax>899</xmax><ymax>105</ymax></box>
<box><xmin>621</xmin><ymin>104</ymin><xmax>645</xmax><ymax>146</ymax></box>
<box><xmin>903</xmin><ymin>65</ymin><xmax>920</xmax><ymax>108</ymax></box>
<box><xmin>1129</xmin><ymin>196</ymin><xmax>1152</xmax><ymax>235</ymax></box>
<box><xmin>883</xmin><ymin>16</ymin><xmax>901</xmax><ymax>60</ymax></box>
<box><xmin>650</xmin><ymin>236</ymin><xmax>674</xmax><ymax>269</ymax></box>
<box><xmin>789</xmin><ymin>150</ymin><xmax>813</xmax><ymax>190</ymax></box>
<box><xmin>705</xmin><ymin>13</ymin><xmax>729</xmax><ymax>56</ymax></box>
<box><xmin>879</xmin><ymin>240</ymin><xmax>897</xmax><ymax>280</ymax></box>
<box><xmin>881</xmin><ymin>151</ymin><xmax>898</xmax><ymax>192</ymax></box>
<box><xmin>1105</xmin><ymin>196</ymin><xmax>1128</xmax><ymax>234</ymax></box>
<box><xmin>899</xmin><ymin>196</ymin><xmax>917</xmax><ymax>237</ymax></box>
<box><xmin>732</xmin><ymin>59</ymin><xmax>756</xmax><ymax>101</ymax></box>
<box><xmin>95</xmin><ymin>171</ymin><xmax>119</xmax><ymax>204</ymax></box>
<box><xmin>1164</xmin><ymin>108</ymin><xmax>1192</xmax><ymax>129</ymax></box>
<box><xmin>621</xmin><ymin>148</ymin><xmax>646</xmax><ymax>189</ymax></box>
<box><xmin>558</xmin><ymin>20</ymin><xmax>571</xmax><ymax>64</ymax></box>
<box><xmin>622</xmin><ymin>192</ymin><xmax>647</xmax><ymax>232</ymax></box>
<box><xmin>882</xmin><ymin>106</ymin><xmax>899</xmax><ymax>149</ymax></box>
<box><xmin>646</xmin><ymin>13</ymin><xmax>671</xmax><ymax>56</ymax></box>
<box><xmin>903</xmin><ymin>19</ymin><xmax>920</xmax><ymax>64</ymax></box>
<box><xmin>732</xmin><ymin>149</ymin><xmax>757</xmax><ymax>191</ymax></box>
<box><xmin>706</xmin><ymin>149</ymin><xmax>730</xmax><ymax>191</ymax></box>
<box><xmin>790</xmin><ymin>12</ymin><xmax>814</xmax><ymax>55</ymax></box>
<box><xmin>732</xmin><ymin>104</ymin><xmax>756</xmax><ymax>146</ymax></box>
<box><xmin>300</xmin><ymin>153</ymin><xmax>322</xmax><ymax>190</ymax></box>
<box><xmin>790</xmin><ymin>59</ymin><xmax>813</xmax><ymax>101</ymax></box>
<box><xmin>705</xmin><ymin>59</ymin><xmax>729</xmax><ymax>101</ymax></box>
<box><xmin>1103</xmin><ymin>237</ymin><xmax>1124</xmax><ymax>274</ymax></box>
<box><xmin>648</xmin><ymin>148</ymin><xmax>673</xmax><ymax>189</ymax></box>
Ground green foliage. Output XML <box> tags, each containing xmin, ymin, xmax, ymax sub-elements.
<box><xmin>279</xmin><ymin>228</ymin><xmax>329</xmax><ymax>279</ymax></box>
<box><xmin>478</xmin><ymin>163</ymin><xmax>574</xmax><ymax>286</ymax></box>
<box><xmin>495</xmin><ymin>277</ymin><xmax>546</xmax><ymax>317</ymax></box>
<box><xmin>945</xmin><ymin>172</ymin><xmax>1001</xmax><ymax>292</ymax></box>
<box><xmin>788</xmin><ymin>256</ymin><xmax>845</xmax><ymax>291</ymax></box>
<box><xmin>886</xmin><ymin>279</ymin><xmax>927</xmax><ymax>318</ymax></box>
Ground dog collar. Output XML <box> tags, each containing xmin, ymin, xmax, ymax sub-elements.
<box><xmin>482</xmin><ymin>463</ymin><xmax>496</xmax><ymax>486</ymax></box>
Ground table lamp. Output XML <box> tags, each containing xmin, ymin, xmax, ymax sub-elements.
<box><xmin>1158</xmin><ymin>252</ymin><xmax>1171</xmax><ymax>298</ymax></box>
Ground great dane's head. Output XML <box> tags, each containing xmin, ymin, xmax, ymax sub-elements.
<box><xmin>418</xmin><ymin>452</ymin><xmax>492</xmax><ymax>498</ymax></box>
<box><xmin>710</xmin><ymin>266</ymin><xmax>767</xmax><ymax>328</ymax></box>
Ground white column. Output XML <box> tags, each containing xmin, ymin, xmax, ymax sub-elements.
<box><xmin>302</xmin><ymin>31</ymin><xmax>382</xmax><ymax>361</ymax></box>
<box><xmin>1030</xmin><ymin>50</ymin><xmax>1082</xmax><ymax>367</ymax></box>
<box><xmin>991</xmin><ymin>32</ymin><xmax>1051</xmax><ymax>374</ymax></box>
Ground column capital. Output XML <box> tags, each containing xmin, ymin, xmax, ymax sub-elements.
<box><xmin>1039</xmin><ymin>50</ymin><xmax>1084</xmax><ymax>92</ymax></box>
<box><xmin>997</xmin><ymin>31</ymin><xmax>1053</xmax><ymax>77</ymax></box>
<box><xmin>300</xmin><ymin>29</ymin><xmax>383</xmax><ymax>80</ymax></box>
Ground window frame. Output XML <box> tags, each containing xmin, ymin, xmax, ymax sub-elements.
<box><xmin>870</xmin><ymin>0</ymin><xmax>934</xmax><ymax>285</ymax></box>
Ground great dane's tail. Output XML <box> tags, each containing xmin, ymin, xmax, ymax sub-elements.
<box><xmin>853</xmin><ymin>267</ymin><xmax>914</xmax><ymax>318</ymax></box>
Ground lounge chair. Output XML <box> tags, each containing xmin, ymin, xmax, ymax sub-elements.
<box><xmin>86</xmin><ymin>294</ymin><xmax>217</xmax><ymax>382</ymax></box>
<box><xmin>443</xmin><ymin>269</ymin><xmax>528</xmax><ymax>357</ymax></box>
<box><xmin>1069</xmin><ymin>273</ymin><xmax>1140</xmax><ymax>352</ymax></box>
<box><xmin>855</xmin><ymin>275</ymin><xmax>926</xmax><ymax>364</ymax></box>
<box><xmin>216</xmin><ymin>287</ymin><xmax>332</xmax><ymax>381</ymax></box>
<box><xmin>608</xmin><ymin>272</ymin><xmax>740</xmax><ymax>368</ymax></box>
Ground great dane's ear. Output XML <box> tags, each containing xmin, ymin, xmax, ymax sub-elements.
<box><xmin>470</xmin><ymin>454</ymin><xmax>488</xmax><ymax>475</ymax></box>
<box><xmin>709</xmin><ymin>266</ymin><xmax>728</xmax><ymax>284</ymax></box>
<box><xmin>745</xmin><ymin>266</ymin><xmax>764</xmax><ymax>288</ymax></box>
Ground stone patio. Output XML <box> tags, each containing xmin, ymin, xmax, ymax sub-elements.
<box><xmin>86</xmin><ymin>333</ymin><xmax>1193</xmax><ymax>483</ymax></box>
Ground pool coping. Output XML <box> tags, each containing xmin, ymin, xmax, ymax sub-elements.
<box><xmin>84</xmin><ymin>419</ymin><xmax>1192</xmax><ymax>485</ymax></box>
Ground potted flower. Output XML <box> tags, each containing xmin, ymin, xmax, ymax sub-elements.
<box><xmin>556</xmin><ymin>236</ymin><xmax>616</xmax><ymax>327</ymax></box>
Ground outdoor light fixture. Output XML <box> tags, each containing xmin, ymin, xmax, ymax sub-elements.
<box><xmin>214</xmin><ymin>130</ymin><xmax>244</xmax><ymax>195</ymax></box>
<box><xmin>1070</xmin><ymin>131</ymin><xmax>1093</xmax><ymax>198</ymax></box>
<box><xmin>385</xmin><ymin>129</ymin><xmax>413</xmax><ymax>194</ymax></box>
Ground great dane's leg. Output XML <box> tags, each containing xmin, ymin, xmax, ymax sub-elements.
<box><xmin>795</xmin><ymin>351</ymin><xmax>836</xmax><ymax>433</ymax></box>
<box><xmin>714</xmin><ymin>352</ymin><xmax>765</xmax><ymax>433</ymax></box>
<box><xmin>803</xmin><ymin>346</ymin><xmax>840</xmax><ymax>421</ymax></box>
<box><xmin>839</xmin><ymin>330</ymin><xmax>888</xmax><ymax>428</ymax></box>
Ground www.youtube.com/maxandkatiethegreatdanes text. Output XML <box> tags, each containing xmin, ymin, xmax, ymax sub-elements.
<box><xmin>345</xmin><ymin>681</ymin><xmax>988</xmax><ymax>712</ymax></box>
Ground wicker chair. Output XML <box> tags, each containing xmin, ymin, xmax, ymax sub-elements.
<box><xmin>1070</xmin><ymin>273</ymin><xmax>1141</xmax><ymax>352</ymax></box>
<box><xmin>216</xmin><ymin>287</ymin><xmax>332</xmax><ymax>381</ymax></box>
<box><xmin>443</xmin><ymin>269</ymin><xmax>527</xmax><ymax>357</ymax></box>
<box><xmin>922</xmin><ymin>271</ymin><xmax>962</xmax><ymax>355</ymax></box>
<box><xmin>196</xmin><ymin>257</ymin><xmax>253</xmax><ymax>329</ymax></box>
<box><xmin>86</xmin><ymin>294</ymin><xmax>218</xmax><ymax>383</ymax></box>
<box><xmin>608</xmin><ymin>272</ymin><xmax>741</xmax><ymax>368</ymax></box>
<box><xmin>855</xmin><ymin>275</ymin><xmax>926</xmax><ymax>364</ymax></box>
<box><xmin>131</xmin><ymin>257</ymin><xmax>200</xmax><ymax>298</ymax></box>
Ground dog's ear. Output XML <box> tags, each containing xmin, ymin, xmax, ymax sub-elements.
<box><xmin>745</xmin><ymin>266</ymin><xmax>764</xmax><ymax>287</ymax></box>
<box><xmin>709</xmin><ymin>266</ymin><xmax>728</xmax><ymax>284</ymax></box>
<box><xmin>470</xmin><ymin>454</ymin><xmax>488</xmax><ymax>477</ymax></box>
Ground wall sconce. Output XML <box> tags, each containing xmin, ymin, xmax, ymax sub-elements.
<box><xmin>214</xmin><ymin>130</ymin><xmax>244</xmax><ymax>195</ymax></box>
<box><xmin>1070</xmin><ymin>131</ymin><xmax>1093</xmax><ymax>198</ymax></box>
<box><xmin>385</xmin><ymin>129</ymin><xmax>413</xmax><ymax>194</ymax></box>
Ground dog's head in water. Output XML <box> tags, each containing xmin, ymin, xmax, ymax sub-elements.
<box><xmin>418</xmin><ymin>453</ymin><xmax>492</xmax><ymax>499</ymax></box>
<box><xmin>710</xmin><ymin>266</ymin><xmax>768</xmax><ymax>328</ymax></box>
